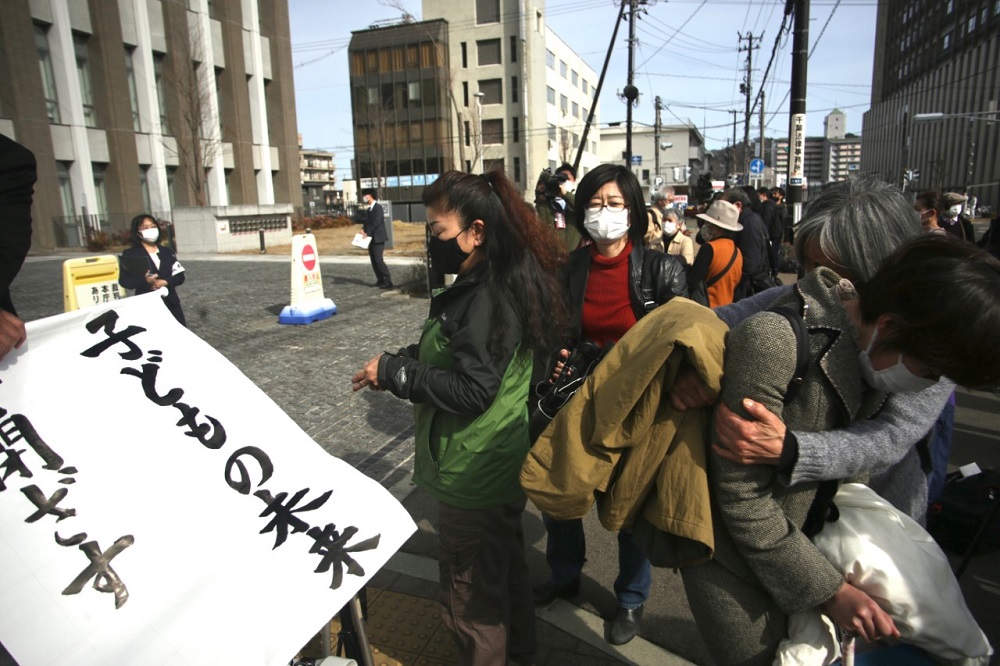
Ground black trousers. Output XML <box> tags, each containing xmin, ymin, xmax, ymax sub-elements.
<box><xmin>368</xmin><ymin>242</ymin><xmax>391</xmax><ymax>285</ymax></box>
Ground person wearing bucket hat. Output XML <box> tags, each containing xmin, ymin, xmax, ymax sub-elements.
<box><xmin>940</xmin><ymin>191</ymin><xmax>977</xmax><ymax>243</ymax></box>
<box><xmin>687</xmin><ymin>199</ymin><xmax>745</xmax><ymax>307</ymax></box>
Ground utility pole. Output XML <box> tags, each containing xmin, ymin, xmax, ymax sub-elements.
<box><xmin>623</xmin><ymin>0</ymin><xmax>641</xmax><ymax>167</ymax></box>
<box><xmin>738</xmin><ymin>32</ymin><xmax>759</xmax><ymax>182</ymax></box>
<box><xmin>759</xmin><ymin>89</ymin><xmax>766</xmax><ymax>184</ymax></box>
<box><xmin>729</xmin><ymin>109</ymin><xmax>738</xmax><ymax>184</ymax></box>
<box><xmin>654</xmin><ymin>95</ymin><xmax>663</xmax><ymax>181</ymax></box>
<box><xmin>786</xmin><ymin>0</ymin><xmax>808</xmax><ymax>225</ymax></box>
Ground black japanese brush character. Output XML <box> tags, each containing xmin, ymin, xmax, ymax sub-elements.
<box><xmin>62</xmin><ymin>535</ymin><xmax>134</xmax><ymax>609</ymax></box>
<box><xmin>172</xmin><ymin>403</ymin><xmax>226</xmax><ymax>449</ymax></box>
<box><xmin>305</xmin><ymin>523</ymin><xmax>381</xmax><ymax>590</ymax></box>
<box><xmin>120</xmin><ymin>362</ymin><xmax>184</xmax><ymax>406</ymax></box>
<box><xmin>21</xmin><ymin>485</ymin><xmax>76</xmax><ymax>522</ymax></box>
<box><xmin>225</xmin><ymin>446</ymin><xmax>274</xmax><ymax>495</ymax></box>
<box><xmin>81</xmin><ymin>311</ymin><xmax>146</xmax><ymax>361</ymax></box>
<box><xmin>0</xmin><ymin>409</ymin><xmax>72</xmax><ymax>491</ymax></box>
<box><xmin>55</xmin><ymin>531</ymin><xmax>88</xmax><ymax>547</ymax></box>
<box><xmin>256</xmin><ymin>487</ymin><xmax>332</xmax><ymax>549</ymax></box>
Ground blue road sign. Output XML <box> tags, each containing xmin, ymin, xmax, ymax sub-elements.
<box><xmin>749</xmin><ymin>158</ymin><xmax>765</xmax><ymax>174</ymax></box>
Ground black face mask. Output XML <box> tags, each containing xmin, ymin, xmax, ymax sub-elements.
<box><xmin>428</xmin><ymin>232</ymin><xmax>471</xmax><ymax>274</ymax></box>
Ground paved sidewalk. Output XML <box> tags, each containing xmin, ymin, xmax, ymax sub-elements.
<box><xmin>10</xmin><ymin>253</ymin><xmax>1000</xmax><ymax>665</ymax></box>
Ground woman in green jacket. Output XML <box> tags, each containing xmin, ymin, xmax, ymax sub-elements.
<box><xmin>352</xmin><ymin>169</ymin><xmax>568</xmax><ymax>665</ymax></box>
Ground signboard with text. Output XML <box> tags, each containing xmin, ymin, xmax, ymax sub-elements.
<box><xmin>789</xmin><ymin>113</ymin><xmax>806</xmax><ymax>186</ymax></box>
<box><xmin>0</xmin><ymin>292</ymin><xmax>415</xmax><ymax>665</ymax></box>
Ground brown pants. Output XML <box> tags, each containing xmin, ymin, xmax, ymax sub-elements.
<box><xmin>438</xmin><ymin>497</ymin><xmax>536</xmax><ymax>666</ymax></box>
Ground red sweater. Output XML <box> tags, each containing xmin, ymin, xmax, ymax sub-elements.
<box><xmin>581</xmin><ymin>241</ymin><xmax>636</xmax><ymax>348</ymax></box>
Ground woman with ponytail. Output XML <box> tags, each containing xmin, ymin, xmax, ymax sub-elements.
<box><xmin>351</xmin><ymin>169</ymin><xmax>568</xmax><ymax>665</ymax></box>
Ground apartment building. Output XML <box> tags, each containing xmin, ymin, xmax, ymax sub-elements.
<box><xmin>862</xmin><ymin>0</ymin><xmax>999</xmax><ymax>204</ymax></box>
<box><xmin>0</xmin><ymin>0</ymin><xmax>299</xmax><ymax>251</ymax></box>
<box><xmin>299</xmin><ymin>137</ymin><xmax>337</xmax><ymax>210</ymax></box>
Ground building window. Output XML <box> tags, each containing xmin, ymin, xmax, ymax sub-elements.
<box><xmin>408</xmin><ymin>81</ymin><xmax>422</xmax><ymax>105</ymax></box>
<box><xmin>514</xmin><ymin>156</ymin><xmax>520</xmax><ymax>184</ymax></box>
<box><xmin>512</xmin><ymin>116</ymin><xmax>519</xmax><ymax>143</ymax></box>
<box><xmin>92</xmin><ymin>164</ymin><xmax>108</xmax><ymax>220</ymax></box>
<box><xmin>366</xmin><ymin>85</ymin><xmax>379</xmax><ymax>105</ymax></box>
<box><xmin>461</xmin><ymin>42</ymin><xmax>467</xmax><ymax>68</ymax></box>
<box><xmin>139</xmin><ymin>167</ymin><xmax>151</xmax><ymax>212</ymax></box>
<box><xmin>167</xmin><ymin>167</ymin><xmax>177</xmax><ymax>209</ymax></box>
<box><xmin>479</xmin><ymin>79</ymin><xmax>502</xmax><ymax>104</ymax></box>
<box><xmin>546</xmin><ymin>86</ymin><xmax>555</xmax><ymax>105</ymax></box>
<box><xmin>560</xmin><ymin>94</ymin><xmax>568</xmax><ymax>113</ymax></box>
<box><xmin>943</xmin><ymin>31</ymin><xmax>952</xmax><ymax>49</ymax></box>
<box><xmin>548</xmin><ymin>124</ymin><xmax>556</xmax><ymax>142</ymax></box>
<box><xmin>509</xmin><ymin>35</ymin><xmax>517</xmax><ymax>63</ymax></box>
<box><xmin>968</xmin><ymin>14</ymin><xmax>977</xmax><ymax>31</ymax></box>
<box><xmin>464</xmin><ymin>120</ymin><xmax>471</xmax><ymax>147</ymax></box>
<box><xmin>75</xmin><ymin>36</ymin><xmax>96</xmax><ymax>127</ymax></box>
<box><xmin>582</xmin><ymin>107</ymin><xmax>589</xmax><ymax>120</ymax></box>
<box><xmin>153</xmin><ymin>54</ymin><xmax>170</xmax><ymax>134</ymax></box>
<box><xmin>571</xmin><ymin>70</ymin><xmax>579</xmax><ymax>86</ymax></box>
<box><xmin>511</xmin><ymin>76</ymin><xmax>518</xmax><ymax>103</ymax></box>
<box><xmin>582</xmin><ymin>79</ymin><xmax>589</xmax><ymax>95</ymax></box>
<box><xmin>560</xmin><ymin>60</ymin><xmax>567</xmax><ymax>78</ymax></box>
<box><xmin>35</xmin><ymin>24</ymin><xmax>60</xmax><ymax>124</ymax></box>
<box><xmin>56</xmin><ymin>162</ymin><xmax>75</xmax><ymax>219</ymax></box>
<box><xmin>125</xmin><ymin>48</ymin><xmax>141</xmax><ymax>131</ymax></box>
<box><xmin>463</xmin><ymin>81</ymin><xmax>469</xmax><ymax>106</ymax></box>
<box><xmin>477</xmin><ymin>39</ymin><xmax>501</xmax><ymax>66</ymax></box>
<box><xmin>572</xmin><ymin>101</ymin><xmax>579</xmax><ymax>118</ymax></box>
<box><xmin>482</xmin><ymin>119</ymin><xmax>503</xmax><ymax>144</ymax></box>
<box><xmin>476</xmin><ymin>0</ymin><xmax>500</xmax><ymax>24</ymax></box>
<box><xmin>946</xmin><ymin>0</ymin><xmax>954</xmax><ymax>12</ymax></box>
<box><xmin>546</xmin><ymin>49</ymin><xmax>555</xmax><ymax>68</ymax></box>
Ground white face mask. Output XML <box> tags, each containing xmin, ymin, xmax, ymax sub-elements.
<box><xmin>140</xmin><ymin>228</ymin><xmax>160</xmax><ymax>243</ymax></box>
<box><xmin>584</xmin><ymin>207</ymin><xmax>630</xmax><ymax>241</ymax></box>
<box><xmin>857</xmin><ymin>325</ymin><xmax>937</xmax><ymax>393</ymax></box>
<box><xmin>944</xmin><ymin>204</ymin><xmax>963</xmax><ymax>219</ymax></box>
<box><xmin>662</xmin><ymin>221</ymin><xmax>678</xmax><ymax>237</ymax></box>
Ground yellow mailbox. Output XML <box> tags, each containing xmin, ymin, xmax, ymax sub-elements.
<box><xmin>63</xmin><ymin>255</ymin><xmax>127</xmax><ymax>312</ymax></box>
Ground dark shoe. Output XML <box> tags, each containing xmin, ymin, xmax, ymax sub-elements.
<box><xmin>372</xmin><ymin>281</ymin><xmax>384</xmax><ymax>287</ymax></box>
<box><xmin>378</xmin><ymin>282</ymin><xmax>393</xmax><ymax>290</ymax></box>
<box><xmin>606</xmin><ymin>605</ymin><xmax>643</xmax><ymax>645</ymax></box>
<box><xmin>532</xmin><ymin>578</ymin><xmax>580</xmax><ymax>605</ymax></box>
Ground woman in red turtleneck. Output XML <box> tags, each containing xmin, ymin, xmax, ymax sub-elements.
<box><xmin>533</xmin><ymin>163</ymin><xmax>687</xmax><ymax>645</ymax></box>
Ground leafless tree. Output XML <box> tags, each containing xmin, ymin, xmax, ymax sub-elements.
<box><xmin>359</xmin><ymin>90</ymin><xmax>393</xmax><ymax>192</ymax></box>
<box><xmin>164</xmin><ymin>18</ymin><xmax>222</xmax><ymax>206</ymax></box>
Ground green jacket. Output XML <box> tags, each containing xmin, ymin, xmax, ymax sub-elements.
<box><xmin>379</xmin><ymin>269</ymin><xmax>532</xmax><ymax>508</ymax></box>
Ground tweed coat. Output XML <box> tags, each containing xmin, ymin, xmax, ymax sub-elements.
<box><xmin>682</xmin><ymin>267</ymin><xmax>888</xmax><ymax>665</ymax></box>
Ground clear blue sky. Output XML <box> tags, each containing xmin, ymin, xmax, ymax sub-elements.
<box><xmin>288</xmin><ymin>0</ymin><xmax>877</xmax><ymax>179</ymax></box>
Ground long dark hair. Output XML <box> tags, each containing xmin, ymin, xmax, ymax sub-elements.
<box><xmin>857</xmin><ymin>234</ymin><xmax>1000</xmax><ymax>390</ymax></box>
<box><xmin>129</xmin><ymin>214</ymin><xmax>158</xmax><ymax>247</ymax></box>
<box><xmin>571</xmin><ymin>163</ymin><xmax>648</xmax><ymax>246</ymax></box>
<box><xmin>421</xmin><ymin>170</ymin><xmax>569</xmax><ymax>356</ymax></box>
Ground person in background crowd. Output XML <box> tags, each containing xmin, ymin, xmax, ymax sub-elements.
<box><xmin>360</xmin><ymin>189</ymin><xmax>392</xmax><ymax>289</ymax></box>
<box><xmin>939</xmin><ymin>191</ymin><xmax>976</xmax><ymax>243</ymax></box>
<box><xmin>534</xmin><ymin>163</ymin><xmax>687</xmax><ymax>646</ymax></box>
<box><xmin>535</xmin><ymin>166</ymin><xmax>580</xmax><ymax>251</ymax></box>
<box><xmin>0</xmin><ymin>134</ymin><xmax>36</xmax><ymax>360</ymax></box>
<box><xmin>119</xmin><ymin>214</ymin><xmax>187</xmax><ymax>326</ymax></box>
<box><xmin>914</xmin><ymin>191</ymin><xmax>947</xmax><ymax>235</ymax></box>
<box><xmin>759</xmin><ymin>187</ymin><xmax>783</xmax><ymax>277</ymax></box>
<box><xmin>687</xmin><ymin>199</ymin><xmax>744</xmax><ymax>307</ymax></box>
<box><xmin>721</xmin><ymin>187</ymin><xmax>772</xmax><ymax>298</ymax></box>
<box><xmin>352</xmin><ymin>169</ymin><xmax>568</xmax><ymax>666</ymax></box>
<box><xmin>770</xmin><ymin>186</ymin><xmax>790</xmax><ymax>245</ymax></box>
<box><xmin>662</xmin><ymin>208</ymin><xmax>695</xmax><ymax>265</ymax></box>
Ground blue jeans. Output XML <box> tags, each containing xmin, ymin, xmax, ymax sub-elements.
<box><xmin>542</xmin><ymin>514</ymin><xmax>652</xmax><ymax>609</ymax></box>
<box><xmin>927</xmin><ymin>397</ymin><xmax>956</xmax><ymax>504</ymax></box>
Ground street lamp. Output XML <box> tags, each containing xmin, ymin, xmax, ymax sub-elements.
<box><xmin>474</xmin><ymin>92</ymin><xmax>485</xmax><ymax>174</ymax></box>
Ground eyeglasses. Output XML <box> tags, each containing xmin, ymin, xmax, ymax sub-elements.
<box><xmin>584</xmin><ymin>201</ymin><xmax>628</xmax><ymax>213</ymax></box>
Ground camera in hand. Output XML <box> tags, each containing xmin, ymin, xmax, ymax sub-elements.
<box><xmin>529</xmin><ymin>341</ymin><xmax>607</xmax><ymax>441</ymax></box>
<box><xmin>543</xmin><ymin>172</ymin><xmax>569</xmax><ymax>200</ymax></box>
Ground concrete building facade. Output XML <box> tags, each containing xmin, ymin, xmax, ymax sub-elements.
<box><xmin>299</xmin><ymin>136</ymin><xmax>337</xmax><ymax>211</ymax></box>
<box><xmin>862</xmin><ymin>0</ymin><xmax>999</xmax><ymax>205</ymax></box>
<box><xmin>0</xmin><ymin>0</ymin><xmax>300</xmax><ymax>251</ymax></box>
<box><xmin>598</xmin><ymin>123</ymin><xmax>705</xmax><ymax>198</ymax></box>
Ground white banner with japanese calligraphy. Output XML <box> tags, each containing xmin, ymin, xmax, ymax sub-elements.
<box><xmin>0</xmin><ymin>290</ymin><xmax>416</xmax><ymax>665</ymax></box>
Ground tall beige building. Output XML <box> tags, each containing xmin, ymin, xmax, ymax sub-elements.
<box><xmin>0</xmin><ymin>0</ymin><xmax>299</xmax><ymax>251</ymax></box>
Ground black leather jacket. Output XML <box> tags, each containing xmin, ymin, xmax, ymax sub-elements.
<box><xmin>565</xmin><ymin>240</ymin><xmax>688</xmax><ymax>344</ymax></box>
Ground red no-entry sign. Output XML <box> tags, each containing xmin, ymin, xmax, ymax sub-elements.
<box><xmin>301</xmin><ymin>244</ymin><xmax>317</xmax><ymax>271</ymax></box>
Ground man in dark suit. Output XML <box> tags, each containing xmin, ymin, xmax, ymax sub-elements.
<box><xmin>0</xmin><ymin>134</ymin><xmax>37</xmax><ymax>359</ymax></box>
<box><xmin>360</xmin><ymin>189</ymin><xmax>392</xmax><ymax>289</ymax></box>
